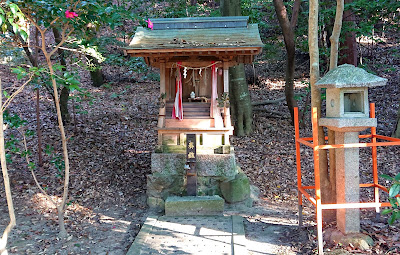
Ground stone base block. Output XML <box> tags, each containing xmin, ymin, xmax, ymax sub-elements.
<box><xmin>220</xmin><ymin>173</ymin><xmax>251</xmax><ymax>203</ymax></box>
<box><xmin>325</xmin><ymin>228</ymin><xmax>374</xmax><ymax>251</ymax></box>
<box><xmin>165</xmin><ymin>195</ymin><xmax>224</xmax><ymax>216</ymax></box>
<box><xmin>151</xmin><ymin>152</ymin><xmax>237</xmax><ymax>177</ymax></box>
<box><xmin>147</xmin><ymin>197</ymin><xmax>165</xmax><ymax>213</ymax></box>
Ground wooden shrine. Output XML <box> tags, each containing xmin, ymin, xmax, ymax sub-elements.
<box><xmin>123</xmin><ymin>16</ymin><xmax>263</xmax><ymax>152</ymax></box>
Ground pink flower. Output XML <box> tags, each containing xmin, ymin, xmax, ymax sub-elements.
<box><xmin>146</xmin><ymin>19</ymin><xmax>153</xmax><ymax>30</ymax></box>
<box><xmin>65</xmin><ymin>10</ymin><xmax>78</xmax><ymax>19</ymax></box>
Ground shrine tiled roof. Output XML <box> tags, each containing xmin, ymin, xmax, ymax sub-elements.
<box><xmin>123</xmin><ymin>16</ymin><xmax>263</xmax><ymax>57</ymax></box>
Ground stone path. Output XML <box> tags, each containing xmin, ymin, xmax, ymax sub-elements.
<box><xmin>126</xmin><ymin>215</ymin><xmax>248</xmax><ymax>255</ymax></box>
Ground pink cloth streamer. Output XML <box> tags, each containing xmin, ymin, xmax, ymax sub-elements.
<box><xmin>211</xmin><ymin>62</ymin><xmax>218</xmax><ymax>118</ymax></box>
<box><xmin>172</xmin><ymin>63</ymin><xmax>183</xmax><ymax>120</ymax></box>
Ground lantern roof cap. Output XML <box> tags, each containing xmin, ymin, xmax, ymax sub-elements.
<box><xmin>315</xmin><ymin>64</ymin><xmax>387</xmax><ymax>88</ymax></box>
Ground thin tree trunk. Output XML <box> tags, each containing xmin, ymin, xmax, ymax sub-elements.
<box><xmin>46</xmin><ymin>60</ymin><xmax>70</xmax><ymax>238</ymax></box>
<box><xmin>34</xmin><ymin>26</ymin><xmax>44</xmax><ymax>167</ymax></box>
<box><xmin>53</xmin><ymin>27</ymin><xmax>70</xmax><ymax>124</ymax></box>
<box><xmin>309</xmin><ymin>0</ymin><xmax>330</xmax><ymax>221</ymax></box>
<box><xmin>0</xmin><ymin>79</ymin><xmax>16</xmax><ymax>255</ymax></box>
<box><xmin>36</xmin><ymin>89</ymin><xmax>43</xmax><ymax>167</ymax></box>
<box><xmin>330</xmin><ymin>0</ymin><xmax>344</xmax><ymax>70</ymax></box>
<box><xmin>38</xmin><ymin>23</ymin><xmax>72</xmax><ymax>239</ymax></box>
<box><xmin>325</xmin><ymin>0</ymin><xmax>344</xmax><ymax>222</ymax></box>
<box><xmin>339</xmin><ymin>0</ymin><xmax>357</xmax><ymax>66</ymax></box>
<box><xmin>273</xmin><ymin>0</ymin><xmax>301</xmax><ymax>123</ymax></box>
<box><xmin>394</xmin><ymin>106</ymin><xmax>400</xmax><ymax>138</ymax></box>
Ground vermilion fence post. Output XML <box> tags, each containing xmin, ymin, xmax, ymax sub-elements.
<box><xmin>294</xmin><ymin>107</ymin><xmax>303</xmax><ymax>226</ymax></box>
<box><xmin>370</xmin><ymin>103</ymin><xmax>380</xmax><ymax>215</ymax></box>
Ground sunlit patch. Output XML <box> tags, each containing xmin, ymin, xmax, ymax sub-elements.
<box><xmin>358</xmin><ymin>35</ymin><xmax>387</xmax><ymax>44</ymax></box>
<box><xmin>97</xmin><ymin>213</ymin><xmax>131</xmax><ymax>233</ymax></box>
<box><xmin>32</xmin><ymin>193</ymin><xmax>60</xmax><ymax>210</ymax></box>
<box><xmin>126</xmin><ymin>149</ymin><xmax>152</xmax><ymax>154</ymax></box>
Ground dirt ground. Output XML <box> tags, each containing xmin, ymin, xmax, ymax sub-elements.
<box><xmin>0</xmin><ymin>33</ymin><xmax>399</xmax><ymax>254</ymax></box>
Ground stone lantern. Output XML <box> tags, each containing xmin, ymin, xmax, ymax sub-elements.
<box><xmin>315</xmin><ymin>64</ymin><xmax>387</xmax><ymax>234</ymax></box>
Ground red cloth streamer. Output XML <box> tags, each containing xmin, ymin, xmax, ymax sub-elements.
<box><xmin>172</xmin><ymin>63</ymin><xmax>183</xmax><ymax>120</ymax></box>
<box><xmin>211</xmin><ymin>61</ymin><xmax>217</xmax><ymax>118</ymax></box>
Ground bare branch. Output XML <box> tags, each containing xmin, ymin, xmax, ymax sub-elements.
<box><xmin>43</xmin><ymin>17</ymin><xmax>61</xmax><ymax>33</ymax></box>
<box><xmin>2</xmin><ymin>74</ymin><xmax>34</xmax><ymax>112</ymax></box>
<box><xmin>18</xmin><ymin>129</ymin><xmax>58</xmax><ymax>207</ymax></box>
<box><xmin>49</xmin><ymin>27</ymin><xmax>74</xmax><ymax>57</ymax></box>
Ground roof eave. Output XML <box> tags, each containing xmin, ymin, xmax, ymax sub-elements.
<box><xmin>123</xmin><ymin>46</ymin><xmax>263</xmax><ymax>57</ymax></box>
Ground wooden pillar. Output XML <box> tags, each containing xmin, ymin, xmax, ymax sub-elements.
<box><xmin>158</xmin><ymin>59</ymin><xmax>166</xmax><ymax>145</ymax></box>
<box><xmin>186</xmin><ymin>134</ymin><xmax>197</xmax><ymax>196</ymax></box>
<box><xmin>223</xmin><ymin>61</ymin><xmax>231</xmax><ymax>145</ymax></box>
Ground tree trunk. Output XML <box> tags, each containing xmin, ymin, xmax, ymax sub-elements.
<box><xmin>59</xmin><ymin>87</ymin><xmax>70</xmax><ymax>124</ymax></box>
<box><xmin>229</xmin><ymin>64</ymin><xmax>253</xmax><ymax>136</ymax></box>
<box><xmin>394</xmin><ymin>105</ymin><xmax>400</xmax><ymax>138</ymax></box>
<box><xmin>324</xmin><ymin>0</ymin><xmax>345</xmax><ymax>222</ymax></box>
<box><xmin>309</xmin><ymin>0</ymin><xmax>330</xmax><ymax>225</ymax></box>
<box><xmin>329</xmin><ymin>0</ymin><xmax>344</xmax><ymax>70</ymax></box>
<box><xmin>273</xmin><ymin>0</ymin><xmax>301</xmax><ymax>123</ymax></box>
<box><xmin>0</xmin><ymin>80</ymin><xmax>16</xmax><ymax>255</ymax></box>
<box><xmin>221</xmin><ymin>0</ymin><xmax>253</xmax><ymax>136</ymax></box>
<box><xmin>88</xmin><ymin>56</ymin><xmax>104</xmax><ymax>87</ymax></box>
<box><xmin>339</xmin><ymin>0</ymin><xmax>357</xmax><ymax>66</ymax></box>
<box><xmin>53</xmin><ymin>27</ymin><xmax>70</xmax><ymax>124</ymax></box>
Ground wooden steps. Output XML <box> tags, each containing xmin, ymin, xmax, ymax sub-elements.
<box><xmin>166</xmin><ymin>102</ymin><xmax>211</xmax><ymax>119</ymax></box>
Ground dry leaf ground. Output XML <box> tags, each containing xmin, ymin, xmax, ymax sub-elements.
<box><xmin>0</xmin><ymin>32</ymin><xmax>399</xmax><ymax>254</ymax></box>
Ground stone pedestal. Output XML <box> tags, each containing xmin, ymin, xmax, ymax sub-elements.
<box><xmin>146</xmin><ymin>150</ymin><xmax>252</xmax><ymax>211</ymax></box>
<box><xmin>335</xmin><ymin>131</ymin><xmax>360</xmax><ymax>234</ymax></box>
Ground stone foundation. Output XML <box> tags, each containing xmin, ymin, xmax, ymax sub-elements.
<box><xmin>147</xmin><ymin>149</ymin><xmax>252</xmax><ymax>211</ymax></box>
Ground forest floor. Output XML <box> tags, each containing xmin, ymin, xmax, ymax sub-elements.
<box><xmin>0</xmin><ymin>31</ymin><xmax>399</xmax><ymax>254</ymax></box>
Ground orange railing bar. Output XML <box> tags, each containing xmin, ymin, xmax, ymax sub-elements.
<box><xmin>320</xmin><ymin>202</ymin><xmax>389</xmax><ymax>210</ymax></box>
<box><xmin>298</xmin><ymin>187</ymin><xmax>317</xmax><ymax>206</ymax></box>
<box><xmin>297</xmin><ymin>138</ymin><xmax>315</xmax><ymax>147</ymax></box>
<box><xmin>374</xmin><ymin>135</ymin><xmax>400</xmax><ymax>142</ymax></box>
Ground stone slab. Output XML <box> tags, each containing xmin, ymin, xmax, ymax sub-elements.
<box><xmin>127</xmin><ymin>215</ymin><xmax>248</xmax><ymax>255</ymax></box>
<box><xmin>151</xmin><ymin>152</ymin><xmax>237</xmax><ymax>177</ymax></box>
<box><xmin>319</xmin><ymin>117</ymin><xmax>376</xmax><ymax>132</ymax></box>
<box><xmin>165</xmin><ymin>195</ymin><xmax>224</xmax><ymax>216</ymax></box>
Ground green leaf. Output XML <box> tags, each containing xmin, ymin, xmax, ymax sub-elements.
<box><xmin>389</xmin><ymin>198</ymin><xmax>398</xmax><ymax>208</ymax></box>
<box><xmin>380</xmin><ymin>174</ymin><xmax>394</xmax><ymax>181</ymax></box>
<box><xmin>388</xmin><ymin>213</ymin><xmax>396</xmax><ymax>225</ymax></box>
<box><xmin>389</xmin><ymin>184</ymin><xmax>400</xmax><ymax>197</ymax></box>
<box><xmin>12</xmin><ymin>23</ymin><xmax>18</xmax><ymax>34</ymax></box>
<box><xmin>0</xmin><ymin>15</ymin><xmax>5</xmax><ymax>26</ymax></box>
<box><xmin>9</xmin><ymin>4</ymin><xmax>19</xmax><ymax>15</ymax></box>
<box><xmin>1</xmin><ymin>23</ymin><xmax>7</xmax><ymax>33</ymax></box>
<box><xmin>19</xmin><ymin>30</ymin><xmax>28</xmax><ymax>41</ymax></box>
<box><xmin>395</xmin><ymin>173</ymin><xmax>400</xmax><ymax>181</ymax></box>
<box><xmin>381</xmin><ymin>208</ymin><xmax>393</xmax><ymax>215</ymax></box>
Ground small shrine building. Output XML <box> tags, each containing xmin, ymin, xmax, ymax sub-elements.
<box><xmin>123</xmin><ymin>16</ymin><xmax>263</xmax><ymax>151</ymax></box>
